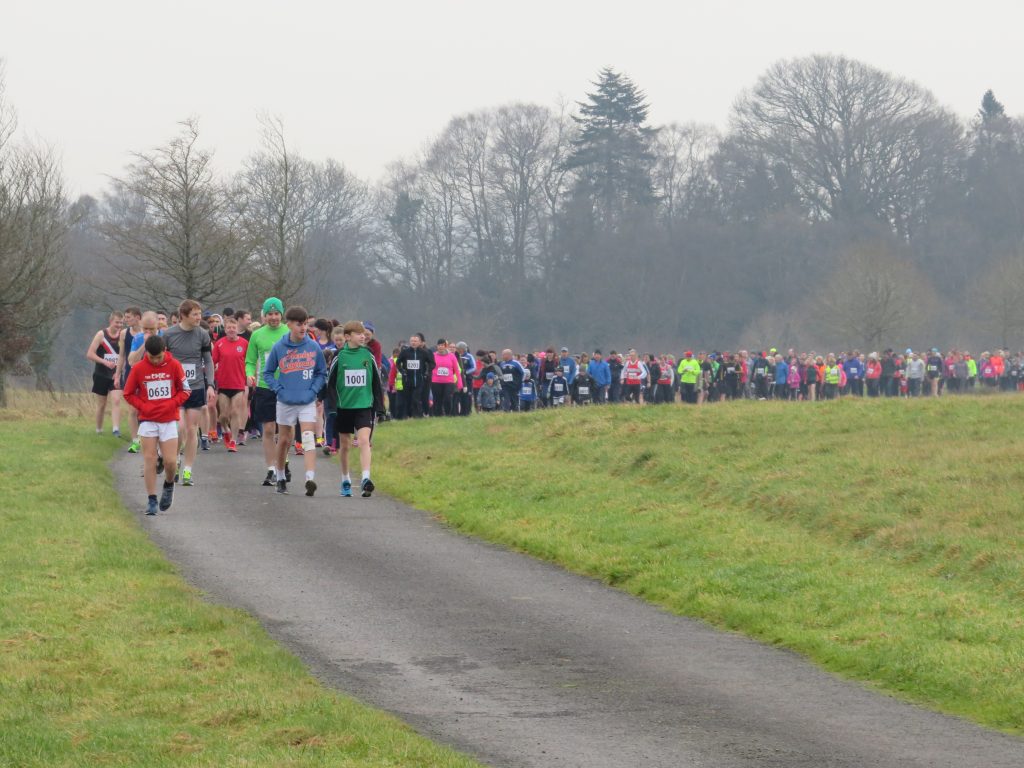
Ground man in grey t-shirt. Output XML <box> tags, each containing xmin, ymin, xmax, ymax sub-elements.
<box><xmin>163</xmin><ymin>299</ymin><xmax>215</xmax><ymax>486</ymax></box>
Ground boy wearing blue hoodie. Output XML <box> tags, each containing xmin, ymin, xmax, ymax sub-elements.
<box><xmin>263</xmin><ymin>306</ymin><xmax>327</xmax><ymax>496</ymax></box>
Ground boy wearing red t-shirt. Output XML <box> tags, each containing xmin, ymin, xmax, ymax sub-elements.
<box><xmin>123</xmin><ymin>335</ymin><xmax>190</xmax><ymax>515</ymax></box>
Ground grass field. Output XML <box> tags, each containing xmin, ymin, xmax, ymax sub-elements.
<box><xmin>0</xmin><ymin>396</ymin><xmax>481</xmax><ymax>768</ymax></box>
<box><xmin>375</xmin><ymin>396</ymin><xmax>1024</xmax><ymax>735</ymax></box>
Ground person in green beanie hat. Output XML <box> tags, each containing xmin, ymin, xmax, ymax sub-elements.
<box><xmin>245</xmin><ymin>298</ymin><xmax>289</xmax><ymax>486</ymax></box>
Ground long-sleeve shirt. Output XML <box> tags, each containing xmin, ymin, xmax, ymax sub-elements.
<box><xmin>262</xmin><ymin>334</ymin><xmax>327</xmax><ymax>405</ymax></box>
<box><xmin>123</xmin><ymin>355</ymin><xmax>190</xmax><ymax>423</ymax></box>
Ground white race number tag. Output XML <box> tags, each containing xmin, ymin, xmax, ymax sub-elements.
<box><xmin>436</xmin><ymin>366</ymin><xmax>450</xmax><ymax>378</ymax></box>
<box><xmin>103</xmin><ymin>353</ymin><xmax>118</xmax><ymax>365</ymax></box>
<box><xmin>344</xmin><ymin>368</ymin><xmax>367</xmax><ymax>387</ymax></box>
<box><xmin>182</xmin><ymin>363</ymin><xmax>197</xmax><ymax>381</ymax></box>
<box><xmin>146</xmin><ymin>379</ymin><xmax>171</xmax><ymax>400</ymax></box>
<box><xmin>579</xmin><ymin>386</ymin><xmax>589</xmax><ymax>395</ymax></box>
<box><xmin>502</xmin><ymin>373</ymin><xmax>513</xmax><ymax>383</ymax></box>
<box><xmin>407</xmin><ymin>359</ymin><xmax>420</xmax><ymax>370</ymax></box>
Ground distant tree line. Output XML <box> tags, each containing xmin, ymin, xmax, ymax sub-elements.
<box><xmin>5</xmin><ymin>55</ymin><xmax>1024</xmax><ymax>393</ymax></box>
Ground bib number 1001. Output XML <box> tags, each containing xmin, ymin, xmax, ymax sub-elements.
<box><xmin>345</xmin><ymin>369</ymin><xmax>367</xmax><ymax>387</ymax></box>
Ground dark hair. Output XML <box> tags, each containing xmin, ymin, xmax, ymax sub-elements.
<box><xmin>415</xmin><ymin>332</ymin><xmax>426</xmax><ymax>342</ymax></box>
<box><xmin>313</xmin><ymin>318</ymin><xmax>333</xmax><ymax>333</ymax></box>
<box><xmin>124</xmin><ymin>306</ymin><xmax>142</xmax><ymax>317</ymax></box>
<box><xmin>145</xmin><ymin>335</ymin><xmax>166</xmax><ymax>355</ymax></box>
<box><xmin>436</xmin><ymin>338</ymin><xmax>447</xmax><ymax>346</ymax></box>
<box><xmin>285</xmin><ymin>306</ymin><xmax>308</xmax><ymax>323</ymax></box>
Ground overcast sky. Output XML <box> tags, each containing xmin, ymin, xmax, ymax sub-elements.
<box><xmin>4</xmin><ymin>0</ymin><xmax>1022</xmax><ymax>197</ymax></box>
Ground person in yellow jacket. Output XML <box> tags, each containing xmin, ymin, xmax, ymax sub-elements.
<box><xmin>676</xmin><ymin>350</ymin><xmax>701</xmax><ymax>404</ymax></box>
<box><xmin>823</xmin><ymin>354</ymin><xmax>842</xmax><ymax>400</ymax></box>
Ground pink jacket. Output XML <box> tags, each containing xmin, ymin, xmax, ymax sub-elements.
<box><xmin>431</xmin><ymin>351</ymin><xmax>459</xmax><ymax>384</ymax></box>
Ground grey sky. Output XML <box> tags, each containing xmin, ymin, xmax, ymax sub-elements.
<box><xmin>4</xmin><ymin>0</ymin><xmax>1022</xmax><ymax>197</ymax></box>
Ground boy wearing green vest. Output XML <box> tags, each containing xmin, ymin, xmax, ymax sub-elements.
<box><xmin>326</xmin><ymin>321</ymin><xmax>385</xmax><ymax>498</ymax></box>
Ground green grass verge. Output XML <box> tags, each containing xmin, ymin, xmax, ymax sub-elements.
<box><xmin>375</xmin><ymin>397</ymin><xmax>1024</xmax><ymax>735</ymax></box>
<box><xmin>0</xmin><ymin>417</ymin><xmax>481</xmax><ymax>768</ymax></box>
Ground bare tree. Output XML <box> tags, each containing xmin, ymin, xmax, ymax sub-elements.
<box><xmin>731</xmin><ymin>55</ymin><xmax>964</xmax><ymax>237</ymax></box>
<box><xmin>652</xmin><ymin>122</ymin><xmax>720</xmax><ymax>227</ymax></box>
<box><xmin>0</xmin><ymin>64</ymin><xmax>72</xmax><ymax>404</ymax></box>
<box><xmin>815</xmin><ymin>242</ymin><xmax>937</xmax><ymax>349</ymax></box>
<box><xmin>233</xmin><ymin>115</ymin><xmax>370</xmax><ymax>307</ymax></box>
<box><xmin>96</xmin><ymin>118</ymin><xmax>241</xmax><ymax>310</ymax></box>
<box><xmin>969</xmin><ymin>252</ymin><xmax>1024</xmax><ymax>349</ymax></box>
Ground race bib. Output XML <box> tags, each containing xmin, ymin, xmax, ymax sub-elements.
<box><xmin>344</xmin><ymin>368</ymin><xmax>367</xmax><ymax>387</ymax></box>
<box><xmin>578</xmin><ymin>386</ymin><xmax>589</xmax><ymax>395</ymax></box>
<box><xmin>182</xmin><ymin>363</ymin><xmax>197</xmax><ymax>381</ymax></box>
<box><xmin>103</xmin><ymin>353</ymin><xmax>118</xmax><ymax>365</ymax></box>
<box><xmin>436</xmin><ymin>366</ymin><xmax>450</xmax><ymax>377</ymax></box>
<box><xmin>145</xmin><ymin>379</ymin><xmax>171</xmax><ymax>400</ymax></box>
<box><xmin>406</xmin><ymin>359</ymin><xmax>420</xmax><ymax>370</ymax></box>
<box><xmin>502</xmin><ymin>373</ymin><xmax>513</xmax><ymax>383</ymax></box>
<box><xmin>553</xmin><ymin>383</ymin><xmax>564</xmax><ymax>393</ymax></box>
<box><xmin>563</xmin><ymin>364</ymin><xmax>571</xmax><ymax>374</ymax></box>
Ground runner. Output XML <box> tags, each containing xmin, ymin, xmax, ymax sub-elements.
<box><xmin>85</xmin><ymin>311</ymin><xmax>124</xmax><ymax>435</ymax></box>
<box><xmin>262</xmin><ymin>306</ymin><xmax>326</xmax><ymax>496</ymax></box>
<box><xmin>395</xmin><ymin>333</ymin><xmax>434</xmax><ymax>418</ymax></box>
<box><xmin>245</xmin><ymin>298</ymin><xmax>289</xmax><ymax>486</ymax></box>
<box><xmin>620</xmin><ymin>349</ymin><xmax>647</xmax><ymax>404</ymax></box>
<box><xmin>122</xmin><ymin>334</ymin><xmax>190</xmax><ymax>515</ymax></box>
<box><xmin>163</xmin><ymin>300</ymin><xmax>215</xmax><ymax>487</ymax></box>
<box><xmin>115</xmin><ymin>307</ymin><xmax>142</xmax><ymax>450</ymax></box>
<box><xmin>326</xmin><ymin>321</ymin><xmax>384</xmax><ymax>498</ymax></box>
<box><xmin>212</xmin><ymin>315</ymin><xmax>249</xmax><ymax>452</ymax></box>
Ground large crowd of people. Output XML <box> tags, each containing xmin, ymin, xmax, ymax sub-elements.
<box><xmin>87</xmin><ymin>299</ymin><xmax>1024</xmax><ymax>513</ymax></box>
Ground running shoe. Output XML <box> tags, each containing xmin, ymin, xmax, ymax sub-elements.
<box><xmin>236</xmin><ymin>431</ymin><xmax>246</xmax><ymax>447</ymax></box>
<box><xmin>159</xmin><ymin>483</ymin><xmax>174</xmax><ymax>511</ymax></box>
<box><xmin>293</xmin><ymin>441</ymin><xmax>304</xmax><ymax>456</ymax></box>
<box><xmin>208</xmin><ymin>429</ymin><xmax>218</xmax><ymax>443</ymax></box>
<box><xmin>340</xmin><ymin>479</ymin><xmax>352</xmax><ymax>497</ymax></box>
<box><xmin>112</xmin><ymin>428</ymin><xmax>121</xmax><ymax>438</ymax></box>
<box><xmin>128</xmin><ymin>438</ymin><xmax>140</xmax><ymax>454</ymax></box>
<box><xmin>360</xmin><ymin>478</ymin><xmax>375</xmax><ymax>498</ymax></box>
<box><xmin>146</xmin><ymin>498</ymin><xmax>158</xmax><ymax>516</ymax></box>
<box><xmin>315</xmin><ymin>436</ymin><xmax>325</xmax><ymax>448</ymax></box>
<box><xmin>305</xmin><ymin>479</ymin><xmax>317</xmax><ymax>497</ymax></box>
<box><xmin>262</xmin><ymin>470</ymin><xmax>275</xmax><ymax>487</ymax></box>
<box><xmin>277</xmin><ymin>479</ymin><xmax>288</xmax><ymax>494</ymax></box>
<box><xmin>225</xmin><ymin>436</ymin><xmax>237</xmax><ymax>452</ymax></box>
<box><xmin>182</xmin><ymin>469</ymin><xmax>194</xmax><ymax>487</ymax></box>
<box><xmin>200</xmin><ymin>435</ymin><xmax>209</xmax><ymax>451</ymax></box>
<box><xmin>322</xmin><ymin>442</ymin><xmax>332</xmax><ymax>457</ymax></box>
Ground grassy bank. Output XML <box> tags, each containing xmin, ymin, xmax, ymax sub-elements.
<box><xmin>0</xmin><ymin>407</ymin><xmax>480</xmax><ymax>767</ymax></box>
<box><xmin>376</xmin><ymin>396</ymin><xmax>1024</xmax><ymax>734</ymax></box>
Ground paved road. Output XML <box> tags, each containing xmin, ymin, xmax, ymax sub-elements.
<box><xmin>114</xmin><ymin>448</ymin><xmax>1024</xmax><ymax>767</ymax></box>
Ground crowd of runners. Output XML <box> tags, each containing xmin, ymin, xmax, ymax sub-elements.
<box><xmin>87</xmin><ymin>301</ymin><xmax>1024</xmax><ymax>513</ymax></box>
<box><xmin>88</xmin><ymin>299</ymin><xmax>384</xmax><ymax>516</ymax></box>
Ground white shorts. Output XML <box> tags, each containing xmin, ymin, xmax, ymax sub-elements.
<box><xmin>138</xmin><ymin>421</ymin><xmax>179</xmax><ymax>442</ymax></box>
<box><xmin>276</xmin><ymin>400</ymin><xmax>318</xmax><ymax>425</ymax></box>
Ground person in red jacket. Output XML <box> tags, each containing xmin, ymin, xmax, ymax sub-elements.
<box><xmin>123</xmin><ymin>335</ymin><xmax>191</xmax><ymax>516</ymax></box>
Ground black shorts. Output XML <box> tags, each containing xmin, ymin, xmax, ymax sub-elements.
<box><xmin>218</xmin><ymin>388</ymin><xmax>244</xmax><ymax>399</ymax></box>
<box><xmin>92</xmin><ymin>374</ymin><xmax>118</xmax><ymax>396</ymax></box>
<box><xmin>335</xmin><ymin>407</ymin><xmax>374</xmax><ymax>435</ymax></box>
<box><xmin>252</xmin><ymin>387</ymin><xmax>278</xmax><ymax>425</ymax></box>
<box><xmin>182</xmin><ymin>386</ymin><xmax>207</xmax><ymax>410</ymax></box>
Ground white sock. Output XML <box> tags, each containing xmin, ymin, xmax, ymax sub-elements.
<box><xmin>361</xmin><ymin>470</ymin><xmax>370</xmax><ymax>482</ymax></box>
<box><xmin>305</xmin><ymin>470</ymin><xmax>314</xmax><ymax>482</ymax></box>
<box><xmin>342</xmin><ymin>474</ymin><xmax>351</xmax><ymax>483</ymax></box>
<box><xmin>184</xmin><ymin>466</ymin><xmax>192</xmax><ymax>473</ymax></box>
<box><xmin>268</xmin><ymin>465</ymin><xmax>276</xmax><ymax>473</ymax></box>
<box><xmin>277</xmin><ymin>468</ymin><xmax>286</xmax><ymax>481</ymax></box>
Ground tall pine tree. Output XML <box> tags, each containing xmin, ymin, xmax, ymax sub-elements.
<box><xmin>564</xmin><ymin>68</ymin><xmax>657</xmax><ymax>230</ymax></box>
